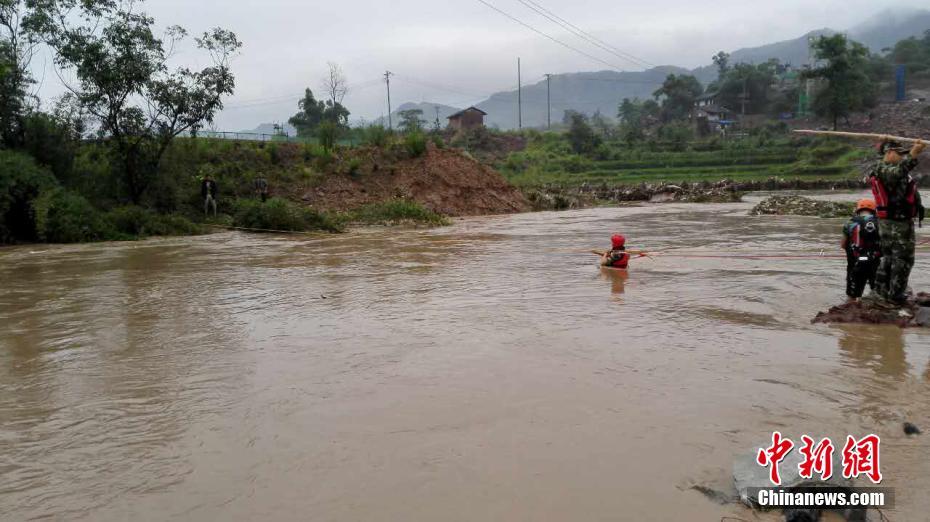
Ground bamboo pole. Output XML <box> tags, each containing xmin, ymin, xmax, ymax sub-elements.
<box><xmin>792</xmin><ymin>130</ymin><xmax>928</xmax><ymax>144</ymax></box>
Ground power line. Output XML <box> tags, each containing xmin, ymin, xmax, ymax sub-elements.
<box><xmin>392</xmin><ymin>74</ymin><xmax>492</xmax><ymax>100</ymax></box>
<box><xmin>515</xmin><ymin>0</ymin><xmax>654</xmax><ymax>69</ymax></box>
<box><xmin>223</xmin><ymin>78</ymin><xmax>383</xmax><ymax>110</ymax></box>
<box><xmin>473</xmin><ymin>0</ymin><xmax>627</xmax><ymax>72</ymax></box>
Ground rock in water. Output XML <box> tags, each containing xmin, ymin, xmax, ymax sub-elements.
<box><xmin>904</xmin><ymin>422</ymin><xmax>921</xmax><ymax>435</ymax></box>
<box><xmin>812</xmin><ymin>293</ymin><xmax>930</xmax><ymax>327</ymax></box>
<box><xmin>750</xmin><ymin>195</ymin><xmax>854</xmax><ymax>218</ymax></box>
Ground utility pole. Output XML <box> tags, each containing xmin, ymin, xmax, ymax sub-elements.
<box><xmin>740</xmin><ymin>77</ymin><xmax>748</xmax><ymax>116</ymax></box>
<box><xmin>517</xmin><ymin>57</ymin><xmax>522</xmax><ymax>130</ymax></box>
<box><xmin>384</xmin><ymin>71</ymin><xmax>394</xmax><ymax>130</ymax></box>
<box><xmin>545</xmin><ymin>73</ymin><xmax>552</xmax><ymax>129</ymax></box>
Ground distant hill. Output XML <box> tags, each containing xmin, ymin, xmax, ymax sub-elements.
<box><xmin>477</xmin><ymin>66</ymin><xmax>689</xmax><ymax>129</ymax></box>
<box><xmin>238</xmin><ymin>122</ymin><xmax>297</xmax><ymax>137</ymax></box>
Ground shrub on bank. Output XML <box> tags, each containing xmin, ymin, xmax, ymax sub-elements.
<box><xmin>346</xmin><ymin>199</ymin><xmax>449</xmax><ymax>226</ymax></box>
<box><xmin>32</xmin><ymin>188</ymin><xmax>119</xmax><ymax>243</ymax></box>
<box><xmin>364</xmin><ymin>125</ymin><xmax>392</xmax><ymax>148</ymax></box>
<box><xmin>106</xmin><ymin>206</ymin><xmax>203</xmax><ymax>237</ymax></box>
<box><xmin>404</xmin><ymin>131</ymin><xmax>428</xmax><ymax>158</ymax></box>
<box><xmin>232</xmin><ymin>197</ymin><xmax>342</xmax><ymax>232</ymax></box>
<box><xmin>0</xmin><ymin>150</ymin><xmax>59</xmax><ymax>243</ymax></box>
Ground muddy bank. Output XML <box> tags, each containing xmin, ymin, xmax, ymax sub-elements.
<box><xmin>296</xmin><ymin>145</ymin><xmax>528</xmax><ymax>217</ymax></box>
<box><xmin>525</xmin><ymin>177</ymin><xmax>866</xmax><ymax>209</ymax></box>
<box><xmin>750</xmin><ymin>195</ymin><xmax>855</xmax><ymax>218</ymax></box>
<box><xmin>813</xmin><ymin>294</ymin><xmax>930</xmax><ymax>327</ymax></box>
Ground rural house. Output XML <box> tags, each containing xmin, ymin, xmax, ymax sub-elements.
<box><xmin>447</xmin><ymin>107</ymin><xmax>487</xmax><ymax>131</ymax></box>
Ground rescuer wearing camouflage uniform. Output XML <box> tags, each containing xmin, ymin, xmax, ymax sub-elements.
<box><xmin>869</xmin><ymin>138</ymin><xmax>926</xmax><ymax>304</ymax></box>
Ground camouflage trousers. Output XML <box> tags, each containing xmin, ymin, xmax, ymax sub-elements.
<box><xmin>873</xmin><ymin>219</ymin><xmax>915</xmax><ymax>301</ymax></box>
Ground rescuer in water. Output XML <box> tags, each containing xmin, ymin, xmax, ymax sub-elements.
<box><xmin>601</xmin><ymin>234</ymin><xmax>631</xmax><ymax>269</ymax></box>
<box><xmin>869</xmin><ymin>138</ymin><xmax>925</xmax><ymax>304</ymax></box>
<box><xmin>842</xmin><ymin>198</ymin><xmax>881</xmax><ymax>301</ymax></box>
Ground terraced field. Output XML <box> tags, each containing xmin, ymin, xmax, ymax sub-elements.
<box><xmin>500</xmin><ymin>138</ymin><xmax>867</xmax><ymax>187</ymax></box>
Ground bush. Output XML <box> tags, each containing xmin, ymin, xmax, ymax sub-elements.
<box><xmin>232</xmin><ymin>197</ymin><xmax>342</xmax><ymax>232</ymax></box>
<box><xmin>346</xmin><ymin>199</ymin><xmax>449</xmax><ymax>226</ymax></box>
<box><xmin>404</xmin><ymin>131</ymin><xmax>428</xmax><ymax>157</ymax></box>
<box><xmin>32</xmin><ymin>188</ymin><xmax>117</xmax><ymax>243</ymax></box>
<box><xmin>106</xmin><ymin>205</ymin><xmax>203</xmax><ymax>237</ymax></box>
<box><xmin>0</xmin><ymin>150</ymin><xmax>59</xmax><ymax>243</ymax></box>
<box><xmin>364</xmin><ymin>125</ymin><xmax>392</xmax><ymax>147</ymax></box>
<box><xmin>430</xmin><ymin>134</ymin><xmax>445</xmax><ymax>149</ymax></box>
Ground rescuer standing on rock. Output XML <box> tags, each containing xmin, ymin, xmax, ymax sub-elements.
<box><xmin>869</xmin><ymin>138</ymin><xmax>926</xmax><ymax>304</ymax></box>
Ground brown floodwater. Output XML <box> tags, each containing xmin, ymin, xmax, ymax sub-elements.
<box><xmin>3</xmin><ymin>192</ymin><xmax>930</xmax><ymax>521</ymax></box>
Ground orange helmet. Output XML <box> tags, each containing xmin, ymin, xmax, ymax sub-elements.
<box><xmin>856</xmin><ymin>198</ymin><xmax>877</xmax><ymax>213</ymax></box>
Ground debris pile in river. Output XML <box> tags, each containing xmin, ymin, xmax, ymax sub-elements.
<box><xmin>750</xmin><ymin>195</ymin><xmax>855</xmax><ymax>218</ymax></box>
<box><xmin>812</xmin><ymin>293</ymin><xmax>930</xmax><ymax>327</ymax></box>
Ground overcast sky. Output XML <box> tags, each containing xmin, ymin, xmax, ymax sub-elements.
<box><xmin>33</xmin><ymin>0</ymin><xmax>911</xmax><ymax>130</ymax></box>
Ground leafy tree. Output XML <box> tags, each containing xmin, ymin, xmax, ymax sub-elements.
<box><xmin>289</xmin><ymin>87</ymin><xmax>349</xmax><ymax>137</ymax></box>
<box><xmin>888</xmin><ymin>30</ymin><xmax>930</xmax><ymax>75</ymax></box>
<box><xmin>322</xmin><ymin>99</ymin><xmax>349</xmax><ymax>127</ymax></box>
<box><xmin>653</xmin><ymin>74</ymin><xmax>703</xmax><ymax>122</ymax></box>
<box><xmin>589</xmin><ymin>110</ymin><xmax>614</xmax><ymax>139</ymax></box>
<box><xmin>0</xmin><ymin>0</ymin><xmax>39</xmax><ymax>147</ymax></box>
<box><xmin>803</xmin><ymin>34</ymin><xmax>877</xmax><ymax>130</ymax></box>
<box><xmin>565</xmin><ymin>112</ymin><xmax>600</xmax><ymax>154</ymax></box>
<box><xmin>33</xmin><ymin>1</ymin><xmax>241</xmax><ymax>204</ymax></box>
<box><xmin>715</xmin><ymin>61</ymin><xmax>779</xmax><ymax>115</ymax></box>
<box><xmin>712</xmin><ymin>51</ymin><xmax>730</xmax><ymax>79</ymax></box>
<box><xmin>398</xmin><ymin>108</ymin><xmax>424</xmax><ymax>133</ymax></box>
<box><xmin>288</xmin><ymin>88</ymin><xmax>324</xmax><ymax>137</ymax></box>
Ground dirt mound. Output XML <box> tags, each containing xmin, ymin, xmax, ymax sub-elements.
<box><xmin>299</xmin><ymin>145</ymin><xmax>528</xmax><ymax>216</ymax></box>
<box><xmin>813</xmin><ymin>293</ymin><xmax>930</xmax><ymax>327</ymax></box>
<box><xmin>750</xmin><ymin>195</ymin><xmax>854</xmax><ymax>218</ymax></box>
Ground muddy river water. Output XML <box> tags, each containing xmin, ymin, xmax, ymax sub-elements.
<box><xmin>3</xmin><ymin>192</ymin><xmax>930</xmax><ymax>521</ymax></box>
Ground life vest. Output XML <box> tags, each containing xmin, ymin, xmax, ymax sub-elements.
<box><xmin>844</xmin><ymin>215</ymin><xmax>881</xmax><ymax>259</ymax></box>
<box><xmin>870</xmin><ymin>173</ymin><xmax>920</xmax><ymax>221</ymax></box>
<box><xmin>607</xmin><ymin>250</ymin><xmax>631</xmax><ymax>269</ymax></box>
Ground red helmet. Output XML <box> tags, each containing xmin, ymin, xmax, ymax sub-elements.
<box><xmin>611</xmin><ymin>234</ymin><xmax>626</xmax><ymax>249</ymax></box>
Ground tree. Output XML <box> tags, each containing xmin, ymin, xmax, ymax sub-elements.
<box><xmin>565</xmin><ymin>112</ymin><xmax>600</xmax><ymax>154</ymax></box>
<box><xmin>712</xmin><ymin>51</ymin><xmax>730</xmax><ymax>79</ymax></box>
<box><xmin>398</xmin><ymin>108</ymin><xmax>424</xmax><ymax>133</ymax></box>
<box><xmin>803</xmin><ymin>34</ymin><xmax>876</xmax><ymax>130</ymax></box>
<box><xmin>653</xmin><ymin>74</ymin><xmax>703</xmax><ymax>122</ymax></box>
<box><xmin>589</xmin><ymin>110</ymin><xmax>614</xmax><ymax>139</ymax></box>
<box><xmin>289</xmin><ymin>86</ymin><xmax>349</xmax><ymax>137</ymax></box>
<box><xmin>288</xmin><ymin>88</ymin><xmax>324</xmax><ymax>137</ymax></box>
<box><xmin>716</xmin><ymin>61</ymin><xmax>779</xmax><ymax>115</ymax></box>
<box><xmin>0</xmin><ymin>0</ymin><xmax>39</xmax><ymax>147</ymax></box>
<box><xmin>33</xmin><ymin>1</ymin><xmax>241</xmax><ymax>204</ymax></box>
<box><xmin>321</xmin><ymin>62</ymin><xmax>347</xmax><ymax>107</ymax></box>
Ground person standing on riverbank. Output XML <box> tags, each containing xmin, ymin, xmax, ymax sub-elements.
<box><xmin>202</xmin><ymin>175</ymin><xmax>218</xmax><ymax>217</ymax></box>
<box><xmin>254</xmin><ymin>175</ymin><xmax>269</xmax><ymax>203</ymax></box>
<box><xmin>869</xmin><ymin>138</ymin><xmax>925</xmax><ymax>304</ymax></box>
<box><xmin>842</xmin><ymin>199</ymin><xmax>881</xmax><ymax>301</ymax></box>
